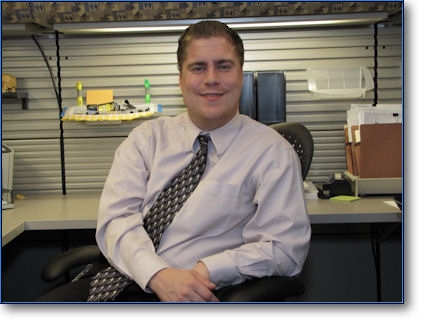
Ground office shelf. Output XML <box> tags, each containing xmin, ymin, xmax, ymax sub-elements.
<box><xmin>2</xmin><ymin>91</ymin><xmax>28</xmax><ymax>109</ymax></box>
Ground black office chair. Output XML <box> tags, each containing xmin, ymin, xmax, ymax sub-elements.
<box><xmin>270</xmin><ymin>122</ymin><xmax>314</xmax><ymax>180</ymax></box>
<box><xmin>40</xmin><ymin>122</ymin><xmax>314</xmax><ymax>302</ymax></box>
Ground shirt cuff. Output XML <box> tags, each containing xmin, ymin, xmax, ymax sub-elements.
<box><xmin>200</xmin><ymin>252</ymin><xmax>243</xmax><ymax>289</ymax></box>
<box><xmin>129</xmin><ymin>252</ymin><xmax>170</xmax><ymax>292</ymax></box>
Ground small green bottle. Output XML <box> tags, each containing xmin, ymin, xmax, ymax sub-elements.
<box><xmin>144</xmin><ymin>79</ymin><xmax>150</xmax><ymax>104</ymax></box>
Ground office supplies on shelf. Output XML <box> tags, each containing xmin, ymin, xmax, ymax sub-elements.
<box><xmin>2</xmin><ymin>73</ymin><xmax>16</xmax><ymax>93</ymax></box>
<box><xmin>144</xmin><ymin>79</ymin><xmax>150</xmax><ymax>104</ymax></box>
<box><xmin>76</xmin><ymin>81</ymin><xmax>83</xmax><ymax>106</ymax></box>
<box><xmin>86</xmin><ymin>89</ymin><xmax>114</xmax><ymax>106</ymax></box>
<box><xmin>61</xmin><ymin>110</ymin><xmax>154</xmax><ymax>122</ymax></box>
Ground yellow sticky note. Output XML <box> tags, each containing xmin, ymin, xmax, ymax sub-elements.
<box><xmin>329</xmin><ymin>195</ymin><xmax>361</xmax><ymax>202</ymax></box>
<box><xmin>86</xmin><ymin>89</ymin><xmax>113</xmax><ymax>105</ymax></box>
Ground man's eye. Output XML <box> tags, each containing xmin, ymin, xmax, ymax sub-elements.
<box><xmin>191</xmin><ymin>66</ymin><xmax>205</xmax><ymax>72</ymax></box>
<box><xmin>219</xmin><ymin>65</ymin><xmax>231</xmax><ymax>71</ymax></box>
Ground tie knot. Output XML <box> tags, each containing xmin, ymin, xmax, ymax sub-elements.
<box><xmin>197</xmin><ymin>134</ymin><xmax>210</xmax><ymax>149</ymax></box>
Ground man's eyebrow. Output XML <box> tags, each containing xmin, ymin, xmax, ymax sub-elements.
<box><xmin>187</xmin><ymin>61</ymin><xmax>207</xmax><ymax>67</ymax></box>
<box><xmin>215</xmin><ymin>59</ymin><xmax>235</xmax><ymax>65</ymax></box>
<box><xmin>187</xmin><ymin>59</ymin><xmax>235</xmax><ymax>67</ymax></box>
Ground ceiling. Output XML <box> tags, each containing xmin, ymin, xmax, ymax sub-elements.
<box><xmin>2</xmin><ymin>1</ymin><xmax>403</xmax><ymax>36</ymax></box>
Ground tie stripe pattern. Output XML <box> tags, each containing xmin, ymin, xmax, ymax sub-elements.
<box><xmin>87</xmin><ymin>266</ymin><xmax>134</xmax><ymax>302</ymax></box>
<box><xmin>87</xmin><ymin>135</ymin><xmax>210</xmax><ymax>302</ymax></box>
<box><xmin>144</xmin><ymin>134</ymin><xmax>209</xmax><ymax>249</ymax></box>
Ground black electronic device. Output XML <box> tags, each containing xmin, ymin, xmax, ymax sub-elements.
<box><xmin>318</xmin><ymin>173</ymin><xmax>352</xmax><ymax>199</ymax></box>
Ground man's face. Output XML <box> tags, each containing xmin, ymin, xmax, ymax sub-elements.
<box><xmin>179</xmin><ymin>36</ymin><xmax>243</xmax><ymax>131</ymax></box>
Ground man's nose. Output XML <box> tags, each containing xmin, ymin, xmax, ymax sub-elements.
<box><xmin>204</xmin><ymin>68</ymin><xmax>219</xmax><ymax>85</ymax></box>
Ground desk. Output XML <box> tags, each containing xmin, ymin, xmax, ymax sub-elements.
<box><xmin>2</xmin><ymin>194</ymin><xmax>99</xmax><ymax>246</ymax></box>
<box><xmin>2</xmin><ymin>193</ymin><xmax>402</xmax><ymax>247</ymax></box>
<box><xmin>1</xmin><ymin>193</ymin><xmax>402</xmax><ymax>302</ymax></box>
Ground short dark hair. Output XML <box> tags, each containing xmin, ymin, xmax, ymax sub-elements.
<box><xmin>177</xmin><ymin>20</ymin><xmax>244</xmax><ymax>71</ymax></box>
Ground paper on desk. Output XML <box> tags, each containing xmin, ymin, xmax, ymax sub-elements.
<box><xmin>330</xmin><ymin>195</ymin><xmax>361</xmax><ymax>202</ymax></box>
<box><xmin>384</xmin><ymin>200</ymin><xmax>400</xmax><ymax>209</ymax></box>
<box><xmin>304</xmin><ymin>181</ymin><xmax>318</xmax><ymax>200</ymax></box>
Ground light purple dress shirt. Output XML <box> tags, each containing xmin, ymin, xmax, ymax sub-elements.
<box><xmin>96</xmin><ymin>112</ymin><xmax>311</xmax><ymax>291</ymax></box>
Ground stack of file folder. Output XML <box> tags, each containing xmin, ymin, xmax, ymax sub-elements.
<box><xmin>343</xmin><ymin>104</ymin><xmax>402</xmax><ymax>195</ymax></box>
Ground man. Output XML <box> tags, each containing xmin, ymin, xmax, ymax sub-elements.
<box><xmin>39</xmin><ymin>20</ymin><xmax>310</xmax><ymax>302</ymax></box>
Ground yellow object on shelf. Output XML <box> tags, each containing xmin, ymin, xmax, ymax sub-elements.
<box><xmin>329</xmin><ymin>195</ymin><xmax>361</xmax><ymax>202</ymax></box>
<box><xmin>86</xmin><ymin>89</ymin><xmax>113</xmax><ymax>105</ymax></box>
<box><xmin>76</xmin><ymin>81</ymin><xmax>83</xmax><ymax>106</ymax></box>
<box><xmin>2</xmin><ymin>73</ymin><xmax>16</xmax><ymax>93</ymax></box>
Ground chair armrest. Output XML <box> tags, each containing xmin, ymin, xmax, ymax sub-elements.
<box><xmin>41</xmin><ymin>245</ymin><xmax>104</xmax><ymax>282</ymax></box>
<box><xmin>218</xmin><ymin>276</ymin><xmax>305</xmax><ymax>302</ymax></box>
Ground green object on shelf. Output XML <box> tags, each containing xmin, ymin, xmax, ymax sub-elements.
<box><xmin>144</xmin><ymin>79</ymin><xmax>150</xmax><ymax>104</ymax></box>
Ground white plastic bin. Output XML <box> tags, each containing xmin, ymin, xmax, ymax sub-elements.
<box><xmin>307</xmin><ymin>66</ymin><xmax>374</xmax><ymax>98</ymax></box>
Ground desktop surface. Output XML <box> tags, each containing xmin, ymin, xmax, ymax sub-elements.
<box><xmin>1</xmin><ymin>193</ymin><xmax>402</xmax><ymax>247</ymax></box>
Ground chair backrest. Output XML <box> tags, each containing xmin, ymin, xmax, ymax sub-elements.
<box><xmin>270</xmin><ymin>122</ymin><xmax>314</xmax><ymax>180</ymax></box>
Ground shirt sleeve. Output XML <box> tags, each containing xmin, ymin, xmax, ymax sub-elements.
<box><xmin>95</xmin><ymin>128</ymin><xmax>170</xmax><ymax>291</ymax></box>
<box><xmin>200</xmin><ymin>143</ymin><xmax>311</xmax><ymax>289</ymax></box>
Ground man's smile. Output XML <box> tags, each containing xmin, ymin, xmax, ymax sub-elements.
<box><xmin>200</xmin><ymin>92</ymin><xmax>224</xmax><ymax>101</ymax></box>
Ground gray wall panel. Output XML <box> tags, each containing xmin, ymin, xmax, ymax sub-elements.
<box><xmin>2</xmin><ymin>24</ymin><xmax>402</xmax><ymax>193</ymax></box>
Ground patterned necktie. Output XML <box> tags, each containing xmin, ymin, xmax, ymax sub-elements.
<box><xmin>87</xmin><ymin>134</ymin><xmax>210</xmax><ymax>302</ymax></box>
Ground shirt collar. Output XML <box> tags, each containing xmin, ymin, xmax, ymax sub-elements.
<box><xmin>182</xmin><ymin>113</ymin><xmax>203</xmax><ymax>151</ymax></box>
<box><xmin>182</xmin><ymin>112</ymin><xmax>242</xmax><ymax>156</ymax></box>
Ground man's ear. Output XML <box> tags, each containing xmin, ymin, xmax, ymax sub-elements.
<box><xmin>178</xmin><ymin>72</ymin><xmax>182</xmax><ymax>89</ymax></box>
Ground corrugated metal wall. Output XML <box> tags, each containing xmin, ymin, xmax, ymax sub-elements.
<box><xmin>2</xmin><ymin>24</ymin><xmax>402</xmax><ymax>195</ymax></box>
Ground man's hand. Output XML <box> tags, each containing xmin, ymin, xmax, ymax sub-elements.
<box><xmin>148</xmin><ymin>264</ymin><xmax>219</xmax><ymax>302</ymax></box>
